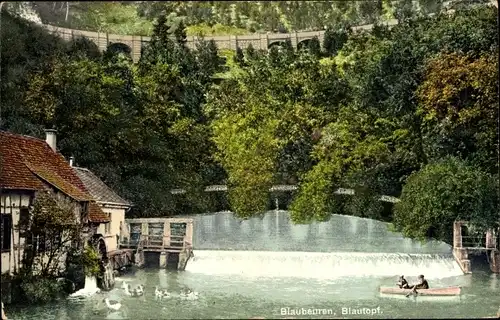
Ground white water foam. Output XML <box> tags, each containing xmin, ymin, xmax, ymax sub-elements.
<box><xmin>186</xmin><ymin>250</ymin><xmax>464</xmax><ymax>279</ymax></box>
<box><xmin>69</xmin><ymin>276</ymin><xmax>100</xmax><ymax>298</ymax></box>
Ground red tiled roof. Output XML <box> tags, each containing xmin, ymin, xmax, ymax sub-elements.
<box><xmin>0</xmin><ymin>131</ymin><xmax>109</xmax><ymax>223</ymax></box>
<box><xmin>88</xmin><ymin>202</ymin><xmax>110</xmax><ymax>223</ymax></box>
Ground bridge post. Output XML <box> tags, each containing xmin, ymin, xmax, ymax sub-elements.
<box><xmin>260</xmin><ymin>33</ymin><xmax>269</xmax><ymax>51</ymax></box>
<box><xmin>164</xmin><ymin>221</ymin><xmax>171</xmax><ymax>246</ymax></box>
<box><xmin>292</xmin><ymin>31</ymin><xmax>298</xmax><ymax>50</ymax></box>
<box><xmin>189</xmin><ymin>35</ymin><xmax>196</xmax><ymax>50</ymax></box>
<box><xmin>96</xmin><ymin>32</ymin><xmax>101</xmax><ymax>51</ymax></box>
<box><xmin>231</xmin><ymin>35</ymin><xmax>238</xmax><ymax>50</ymax></box>
<box><xmin>159</xmin><ymin>252</ymin><xmax>167</xmax><ymax>268</ymax></box>
<box><xmin>131</xmin><ymin>35</ymin><xmax>141</xmax><ymax>63</ymax></box>
<box><xmin>452</xmin><ymin>221</ymin><xmax>471</xmax><ymax>274</ymax></box>
<box><xmin>453</xmin><ymin>221</ymin><xmax>463</xmax><ymax>248</ymax></box>
<box><xmin>317</xmin><ymin>31</ymin><xmax>324</xmax><ymax>49</ymax></box>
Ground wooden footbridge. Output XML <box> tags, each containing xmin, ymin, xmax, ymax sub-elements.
<box><xmin>117</xmin><ymin>218</ymin><xmax>194</xmax><ymax>270</ymax></box>
<box><xmin>453</xmin><ymin>221</ymin><xmax>500</xmax><ymax>274</ymax></box>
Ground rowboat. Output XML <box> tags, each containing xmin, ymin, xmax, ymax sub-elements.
<box><xmin>379</xmin><ymin>286</ymin><xmax>461</xmax><ymax>296</ymax></box>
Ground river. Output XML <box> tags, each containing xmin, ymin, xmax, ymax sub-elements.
<box><xmin>6</xmin><ymin>212</ymin><xmax>500</xmax><ymax>319</ymax></box>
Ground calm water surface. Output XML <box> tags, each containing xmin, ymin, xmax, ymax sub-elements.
<box><xmin>6</xmin><ymin>212</ymin><xmax>500</xmax><ymax>319</ymax></box>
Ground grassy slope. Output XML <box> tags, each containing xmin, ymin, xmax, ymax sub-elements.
<box><xmin>65</xmin><ymin>3</ymin><xmax>252</xmax><ymax>36</ymax></box>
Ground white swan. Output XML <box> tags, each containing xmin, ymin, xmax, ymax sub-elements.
<box><xmin>179</xmin><ymin>289</ymin><xmax>199</xmax><ymax>300</ymax></box>
<box><xmin>155</xmin><ymin>286</ymin><xmax>171</xmax><ymax>300</ymax></box>
<box><xmin>103</xmin><ymin>298</ymin><xmax>121</xmax><ymax>311</ymax></box>
<box><xmin>125</xmin><ymin>284</ymin><xmax>144</xmax><ymax>297</ymax></box>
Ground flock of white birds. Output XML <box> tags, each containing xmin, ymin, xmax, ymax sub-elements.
<box><xmin>103</xmin><ymin>280</ymin><xmax>200</xmax><ymax>311</ymax></box>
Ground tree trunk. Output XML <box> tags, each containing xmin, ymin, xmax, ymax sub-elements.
<box><xmin>65</xmin><ymin>2</ymin><xmax>70</xmax><ymax>22</ymax></box>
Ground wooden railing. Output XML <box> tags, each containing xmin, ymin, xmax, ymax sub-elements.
<box><xmin>460</xmin><ymin>235</ymin><xmax>496</xmax><ymax>250</ymax></box>
<box><xmin>119</xmin><ymin>234</ymin><xmax>191</xmax><ymax>250</ymax></box>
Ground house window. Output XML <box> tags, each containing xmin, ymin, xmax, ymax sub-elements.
<box><xmin>31</xmin><ymin>231</ymin><xmax>62</xmax><ymax>253</ymax></box>
<box><xmin>19</xmin><ymin>207</ymin><xmax>30</xmax><ymax>238</ymax></box>
<box><xmin>35</xmin><ymin>233</ymin><xmax>47</xmax><ymax>252</ymax></box>
<box><xmin>105</xmin><ymin>212</ymin><xmax>111</xmax><ymax>234</ymax></box>
<box><xmin>1</xmin><ymin>214</ymin><xmax>12</xmax><ymax>252</ymax></box>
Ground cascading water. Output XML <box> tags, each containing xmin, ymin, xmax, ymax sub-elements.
<box><xmin>185</xmin><ymin>250</ymin><xmax>464</xmax><ymax>279</ymax></box>
<box><xmin>69</xmin><ymin>276</ymin><xmax>100</xmax><ymax>298</ymax></box>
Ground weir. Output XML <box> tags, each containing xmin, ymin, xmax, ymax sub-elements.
<box><xmin>186</xmin><ymin>250</ymin><xmax>464</xmax><ymax>279</ymax></box>
<box><xmin>183</xmin><ymin>211</ymin><xmax>466</xmax><ymax>281</ymax></box>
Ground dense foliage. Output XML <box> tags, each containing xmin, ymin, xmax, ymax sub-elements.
<box><xmin>205</xmin><ymin>4</ymin><xmax>499</xmax><ymax>238</ymax></box>
<box><xmin>12</xmin><ymin>190</ymin><xmax>81</xmax><ymax>304</ymax></box>
<box><xmin>20</xmin><ymin>190</ymin><xmax>82</xmax><ymax>278</ymax></box>
<box><xmin>1</xmin><ymin>2</ymin><xmax>498</xmax><ymax>243</ymax></box>
<box><xmin>81</xmin><ymin>245</ymin><xmax>100</xmax><ymax>277</ymax></box>
<box><xmin>2</xmin><ymin>12</ymin><xmax>225</xmax><ymax>217</ymax></box>
<box><xmin>394</xmin><ymin>157</ymin><xmax>499</xmax><ymax>244</ymax></box>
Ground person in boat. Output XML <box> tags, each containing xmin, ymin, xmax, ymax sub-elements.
<box><xmin>397</xmin><ymin>275</ymin><xmax>410</xmax><ymax>289</ymax></box>
<box><xmin>406</xmin><ymin>275</ymin><xmax>429</xmax><ymax>296</ymax></box>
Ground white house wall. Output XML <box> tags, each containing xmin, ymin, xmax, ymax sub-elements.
<box><xmin>1</xmin><ymin>190</ymin><xmax>85</xmax><ymax>275</ymax></box>
<box><xmin>1</xmin><ymin>193</ymin><xmax>32</xmax><ymax>275</ymax></box>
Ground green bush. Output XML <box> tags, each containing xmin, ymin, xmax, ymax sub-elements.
<box><xmin>19</xmin><ymin>277</ymin><xmax>64</xmax><ymax>304</ymax></box>
<box><xmin>82</xmin><ymin>245</ymin><xmax>101</xmax><ymax>277</ymax></box>
<box><xmin>393</xmin><ymin>156</ymin><xmax>499</xmax><ymax>244</ymax></box>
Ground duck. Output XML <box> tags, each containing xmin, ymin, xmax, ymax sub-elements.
<box><xmin>155</xmin><ymin>286</ymin><xmax>171</xmax><ymax>300</ymax></box>
<box><xmin>103</xmin><ymin>298</ymin><xmax>121</xmax><ymax>311</ymax></box>
<box><xmin>121</xmin><ymin>281</ymin><xmax>128</xmax><ymax>290</ymax></box>
<box><xmin>179</xmin><ymin>288</ymin><xmax>199</xmax><ymax>300</ymax></box>
<box><xmin>125</xmin><ymin>284</ymin><xmax>144</xmax><ymax>297</ymax></box>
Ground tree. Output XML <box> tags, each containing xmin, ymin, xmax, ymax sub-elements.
<box><xmin>0</xmin><ymin>11</ymin><xmax>67</xmax><ymax>134</ymax></box>
<box><xmin>20</xmin><ymin>190</ymin><xmax>83</xmax><ymax>278</ymax></box>
<box><xmin>393</xmin><ymin>0</ymin><xmax>415</xmax><ymax>23</ymax></box>
<box><xmin>307</xmin><ymin>36</ymin><xmax>321</xmax><ymax>57</ymax></box>
<box><xmin>206</xmin><ymin>46</ymin><xmax>349</xmax><ymax>218</ymax></box>
<box><xmin>246</xmin><ymin>43</ymin><xmax>256</xmax><ymax>60</ymax></box>
<box><xmin>283</xmin><ymin>38</ymin><xmax>295</xmax><ymax>60</ymax></box>
<box><xmin>152</xmin><ymin>14</ymin><xmax>172</xmax><ymax>44</ymax></box>
<box><xmin>67</xmin><ymin>36</ymin><xmax>101</xmax><ymax>60</ymax></box>
<box><xmin>323</xmin><ymin>26</ymin><xmax>349</xmax><ymax>56</ymax></box>
<box><xmin>416</xmin><ymin>52</ymin><xmax>498</xmax><ymax>173</ymax></box>
<box><xmin>174</xmin><ymin>19</ymin><xmax>188</xmax><ymax>46</ymax></box>
<box><xmin>289</xmin><ymin>106</ymin><xmax>390</xmax><ymax>223</ymax></box>
<box><xmin>233</xmin><ymin>46</ymin><xmax>245</xmax><ymax>67</ymax></box>
<box><xmin>393</xmin><ymin>157</ymin><xmax>499</xmax><ymax>244</ymax></box>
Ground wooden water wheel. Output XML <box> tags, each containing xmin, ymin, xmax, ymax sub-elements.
<box><xmin>97</xmin><ymin>238</ymin><xmax>108</xmax><ymax>263</ymax></box>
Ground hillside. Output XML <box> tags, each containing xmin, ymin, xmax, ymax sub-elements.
<box><xmin>2</xmin><ymin>1</ymin><xmax>489</xmax><ymax>36</ymax></box>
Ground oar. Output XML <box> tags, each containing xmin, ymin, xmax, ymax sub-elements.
<box><xmin>405</xmin><ymin>289</ymin><xmax>418</xmax><ymax>298</ymax></box>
